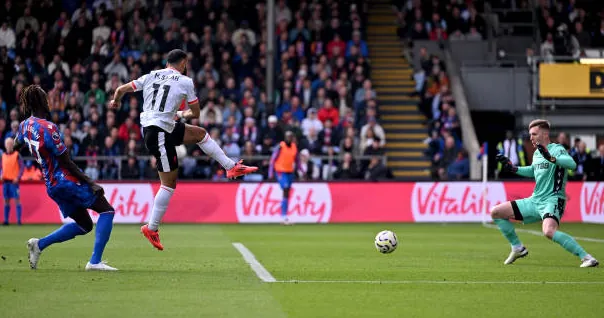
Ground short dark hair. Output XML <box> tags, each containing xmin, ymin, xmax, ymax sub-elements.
<box><xmin>528</xmin><ymin>119</ymin><xmax>550</xmax><ymax>131</ymax></box>
<box><xmin>166</xmin><ymin>49</ymin><xmax>187</xmax><ymax>65</ymax></box>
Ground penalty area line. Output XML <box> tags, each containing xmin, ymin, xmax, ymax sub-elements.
<box><xmin>482</xmin><ymin>223</ymin><xmax>604</xmax><ymax>243</ymax></box>
<box><xmin>232</xmin><ymin>242</ymin><xmax>277</xmax><ymax>283</ymax></box>
<box><xmin>274</xmin><ymin>280</ymin><xmax>604</xmax><ymax>285</ymax></box>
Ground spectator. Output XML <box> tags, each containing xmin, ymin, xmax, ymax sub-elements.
<box><xmin>297</xmin><ymin>149</ymin><xmax>320</xmax><ymax>181</ymax></box>
<box><xmin>447</xmin><ymin>149</ymin><xmax>470</xmax><ymax>180</ymax></box>
<box><xmin>334</xmin><ymin>152</ymin><xmax>359</xmax><ymax>179</ymax></box>
<box><xmin>121</xmin><ymin>155</ymin><xmax>140</xmax><ymax>180</ymax></box>
<box><xmin>587</xmin><ymin>144</ymin><xmax>604</xmax><ymax>181</ymax></box>
<box><xmin>317</xmin><ymin>99</ymin><xmax>339</xmax><ymax>125</ymax></box>
<box><xmin>572</xmin><ymin>141</ymin><xmax>590</xmax><ymax>181</ymax></box>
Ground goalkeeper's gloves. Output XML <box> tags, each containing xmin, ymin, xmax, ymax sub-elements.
<box><xmin>496</xmin><ymin>153</ymin><xmax>518</xmax><ymax>173</ymax></box>
<box><xmin>536</xmin><ymin>143</ymin><xmax>556</xmax><ymax>163</ymax></box>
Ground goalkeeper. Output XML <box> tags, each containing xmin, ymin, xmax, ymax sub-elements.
<box><xmin>491</xmin><ymin>119</ymin><xmax>599</xmax><ymax>268</ymax></box>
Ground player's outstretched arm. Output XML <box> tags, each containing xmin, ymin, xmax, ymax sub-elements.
<box><xmin>515</xmin><ymin>166</ymin><xmax>534</xmax><ymax>178</ymax></box>
<box><xmin>57</xmin><ymin>152</ymin><xmax>104</xmax><ymax>195</ymax></box>
<box><xmin>496</xmin><ymin>153</ymin><xmax>534</xmax><ymax>179</ymax></box>
<box><xmin>109</xmin><ymin>82</ymin><xmax>135</xmax><ymax>109</ymax></box>
<box><xmin>536</xmin><ymin>144</ymin><xmax>577</xmax><ymax>170</ymax></box>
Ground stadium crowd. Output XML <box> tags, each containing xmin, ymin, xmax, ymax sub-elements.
<box><xmin>393</xmin><ymin>0</ymin><xmax>477</xmax><ymax>180</ymax></box>
<box><xmin>0</xmin><ymin>0</ymin><xmax>391</xmax><ymax>181</ymax></box>
<box><xmin>536</xmin><ymin>0</ymin><xmax>604</xmax><ymax>59</ymax></box>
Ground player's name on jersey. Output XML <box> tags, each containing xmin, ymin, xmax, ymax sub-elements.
<box><xmin>27</xmin><ymin>124</ymin><xmax>41</xmax><ymax>139</ymax></box>
<box><xmin>154</xmin><ymin>73</ymin><xmax>181</xmax><ymax>81</ymax></box>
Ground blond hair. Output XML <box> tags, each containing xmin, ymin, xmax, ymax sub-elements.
<box><xmin>528</xmin><ymin>119</ymin><xmax>551</xmax><ymax>130</ymax></box>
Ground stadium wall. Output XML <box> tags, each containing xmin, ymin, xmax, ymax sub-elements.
<box><xmin>16</xmin><ymin>182</ymin><xmax>604</xmax><ymax>224</ymax></box>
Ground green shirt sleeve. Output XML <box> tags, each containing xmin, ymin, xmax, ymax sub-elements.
<box><xmin>553</xmin><ymin>146</ymin><xmax>577</xmax><ymax>170</ymax></box>
<box><xmin>515</xmin><ymin>166</ymin><xmax>534</xmax><ymax>178</ymax></box>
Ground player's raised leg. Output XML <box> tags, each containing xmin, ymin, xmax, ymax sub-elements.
<box><xmin>490</xmin><ymin>201</ymin><xmax>528</xmax><ymax>264</ymax></box>
<box><xmin>542</xmin><ymin>217</ymin><xmax>599</xmax><ymax>267</ymax></box>
<box><xmin>182</xmin><ymin>124</ymin><xmax>257</xmax><ymax>178</ymax></box>
<box><xmin>28</xmin><ymin>208</ymin><xmax>93</xmax><ymax>269</ymax></box>
<box><xmin>85</xmin><ymin>195</ymin><xmax>117</xmax><ymax>271</ymax></box>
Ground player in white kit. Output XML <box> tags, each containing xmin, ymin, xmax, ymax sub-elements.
<box><xmin>109</xmin><ymin>49</ymin><xmax>257</xmax><ymax>250</ymax></box>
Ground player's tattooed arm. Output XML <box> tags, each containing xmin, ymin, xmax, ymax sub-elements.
<box><xmin>109</xmin><ymin>83</ymin><xmax>135</xmax><ymax>109</ymax></box>
<box><xmin>177</xmin><ymin>97</ymin><xmax>206</xmax><ymax>120</ymax></box>
<box><xmin>57</xmin><ymin>152</ymin><xmax>104</xmax><ymax>195</ymax></box>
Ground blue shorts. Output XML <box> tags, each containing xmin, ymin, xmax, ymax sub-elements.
<box><xmin>3</xmin><ymin>182</ymin><xmax>19</xmax><ymax>200</ymax></box>
<box><xmin>48</xmin><ymin>181</ymin><xmax>98</xmax><ymax>218</ymax></box>
<box><xmin>277</xmin><ymin>172</ymin><xmax>294</xmax><ymax>189</ymax></box>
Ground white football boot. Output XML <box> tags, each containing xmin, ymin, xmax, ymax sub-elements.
<box><xmin>504</xmin><ymin>246</ymin><xmax>528</xmax><ymax>265</ymax></box>
<box><xmin>27</xmin><ymin>238</ymin><xmax>41</xmax><ymax>269</ymax></box>
<box><xmin>580</xmin><ymin>256</ymin><xmax>599</xmax><ymax>268</ymax></box>
<box><xmin>85</xmin><ymin>261</ymin><xmax>118</xmax><ymax>271</ymax></box>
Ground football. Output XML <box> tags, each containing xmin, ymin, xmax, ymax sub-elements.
<box><xmin>374</xmin><ymin>230</ymin><xmax>398</xmax><ymax>254</ymax></box>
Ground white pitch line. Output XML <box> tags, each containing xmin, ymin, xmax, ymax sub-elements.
<box><xmin>275</xmin><ymin>280</ymin><xmax>604</xmax><ymax>285</ymax></box>
<box><xmin>232</xmin><ymin>242</ymin><xmax>277</xmax><ymax>283</ymax></box>
<box><xmin>482</xmin><ymin>223</ymin><xmax>604</xmax><ymax>243</ymax></box>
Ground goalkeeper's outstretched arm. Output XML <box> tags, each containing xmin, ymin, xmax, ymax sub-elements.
<box><xmin>515</xmin><ymin>165</ymin><xmax>534</xmax><ymax>178</ymax></box>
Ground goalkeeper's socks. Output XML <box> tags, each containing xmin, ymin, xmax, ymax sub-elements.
<box><xmin>552</xmin><ymin>231</ymin><xmax>588</xmax><ymax>259</ymax></box>
<box><xmin>493</xmin><ymin>218</ymin><xmax>522</xmax><ymax>247</ymax></box>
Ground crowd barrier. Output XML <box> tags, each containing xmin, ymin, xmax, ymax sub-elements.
<box><xmin>13</xmin><ymin>181</ymin><xmax>604</xmax><ymax>224</ymax></box>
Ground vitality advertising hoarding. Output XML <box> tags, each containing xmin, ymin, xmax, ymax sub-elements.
<box><xmin>12</xmin><ymin>182</ymin><xmax>604</xmax><ymax>224</ymax></box>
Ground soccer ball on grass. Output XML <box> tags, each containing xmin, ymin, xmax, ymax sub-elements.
<box><xmin>374</xmin><ymin>230</ymin><xmax>398</xmax><ymax>254</ymax></box>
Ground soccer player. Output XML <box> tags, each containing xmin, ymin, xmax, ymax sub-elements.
<box><xmin>16</xmin><ymin>85</ymin><xmax>117</xmax><ymax>271</ymax></box>
<box><xmin>109</xmin><ymin>49</ymin><xmax>257</xmax><ymax>250</ymax></box>
<box><xmin>1</xmin><ymin>138</ymin><xmax>24</xmax><ymax>225</ymax></box>
<box><xmin>492</xmin><ymin>119</ymin><xmax>599</xmax><ymax>268</ymax></box>
<box><xmin>269</xmin><ymin>131</ymin><xmax>300</xmax><ymax>224</ymax></box>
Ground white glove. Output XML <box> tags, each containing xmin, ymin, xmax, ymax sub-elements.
<box><xmin>176</xmin><ymin>111</ymin><xmax>184</xmax><ymax>119</ymax></box>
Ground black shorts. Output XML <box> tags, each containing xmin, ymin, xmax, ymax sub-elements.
<box><xmin>143</xmin><ymin>122</ymin><xmax>185</xmax><ymax>172</ymax></box>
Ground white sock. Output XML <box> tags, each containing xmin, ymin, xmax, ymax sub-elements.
<box><xmin>512</xmin><ymin>244</ymin><xmax>524</xmax><ymax>252</ymax></box>
<box><xmin>197</xmin><ymin>134</ymin><xmax>236</xmax><ymax>169</ymax></box>
<box><xmin>148</xmin><ymin>185</ymin><xmax>174</xmax><ymax>231</ymax></box>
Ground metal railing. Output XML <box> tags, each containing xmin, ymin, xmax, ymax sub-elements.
<box><xmin>23</xmin><ymin>154</ymin><xmax>390</xmax><ymax>181</ymax></box>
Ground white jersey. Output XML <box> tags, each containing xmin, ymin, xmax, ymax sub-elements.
<box><xmin>132</xmin><ymin>68</ymin><xmax>198</xmax><ymax>133</ymax></box>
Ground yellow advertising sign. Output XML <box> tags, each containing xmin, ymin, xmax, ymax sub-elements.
<box><xmin>539</xmin><ymin>63</ymin><xmax>604</xmax><ymax>98</ymax></box>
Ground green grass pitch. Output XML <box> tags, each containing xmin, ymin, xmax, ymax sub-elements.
<box><xmin>1</xmin><ymin>223</ymin><xmax>603</xmax><ymax>318</ymax></box>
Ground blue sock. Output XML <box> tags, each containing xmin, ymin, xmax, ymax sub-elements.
<box><xmin>90</xmin><ymin>212</ymin><xmax>114</xmax><ymax>264</ymax></box>
<box><xmin>281</xmin><ymin>198</ymin><xmax>288</xmax><ymax>218</ymax></box>
<box><xmin>16</xmin><ymin>204</ymin><xmax>22</xmax><ymax>224</ymax></box>
<box><xmin>4</xmin><ymin>205</ymin><xmax>9</xmax><ymax>223</ymax></box>
<box><xmin>38</xmin><ymin>223</ymin><xmax>88</xmax><ymax>251</ymax></box>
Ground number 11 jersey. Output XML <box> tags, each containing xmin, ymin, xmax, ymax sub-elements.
<box><xmin>132</xmin><ymin>68</ymin><xmax>198</xmax><ymax>133</ymax></box>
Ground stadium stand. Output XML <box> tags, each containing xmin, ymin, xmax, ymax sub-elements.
<box><xmin>0</xmin><ymin>0</ymin><xmax>397</xmax><ymax>181</ymax></box>
<box><xmin>387</xmin><ymin>0</ymin><xmax>472</xmax><ymax>180</ymax></box>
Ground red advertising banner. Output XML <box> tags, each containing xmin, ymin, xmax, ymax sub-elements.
<box><xmin>11</xmin><ymin>181</ymin><xmax>604</xmax><ymax>224</ymax></box>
